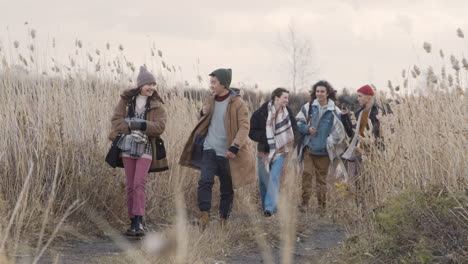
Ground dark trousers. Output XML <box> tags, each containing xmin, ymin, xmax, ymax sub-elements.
<box><xmin>198</xmin><ymin>149</ymin><xmax>234</xmax><ymax>219</ymax></box>
<box><xmin>346</xmin><ymin>156</ymin><xmax>366</xmax><ymax>211</ymax></box>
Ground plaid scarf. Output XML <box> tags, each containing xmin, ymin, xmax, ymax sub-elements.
<box><xmin>118</xmin><ymin>134</ymin><xmax>147</xmax><ymax>158</ymax></box>
<box><xmin>265</xmin><ymin>101</ymin><xmax>294</xmax><ymax>171</ymax></box>
<box><xmin>117</xmin><ymin>117</ymin><xmax>149</xmax><ymax>158</ymax></box>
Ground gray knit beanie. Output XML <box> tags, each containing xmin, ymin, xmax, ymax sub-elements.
<box><xmin>209</xmin><ymin>68</ymin><xmax>232</xmax><ymax>89</ymax></box>
<box><xmin>137</xmin><ymin>66</ymin><xmax>156</xmax><ymax>87</ymax></box>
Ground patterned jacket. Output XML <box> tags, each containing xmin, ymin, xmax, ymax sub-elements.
<box><xmin>341</xmin><ymin>104</ymin><xmax>381</xmax><ymax>139</ymax></box>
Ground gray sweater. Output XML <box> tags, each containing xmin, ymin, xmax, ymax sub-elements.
<box><xmin>204</xmin><ymin>96</ymin><xmax>230</xmax><ymax>156</ymax></box>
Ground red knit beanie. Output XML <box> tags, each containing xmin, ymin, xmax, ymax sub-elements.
<box><xmin>357</xmin><ymin>84</ymin><xmax>374</xmax><ymax>96</ymax></box>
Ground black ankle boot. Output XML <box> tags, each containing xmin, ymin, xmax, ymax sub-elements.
<box><xmin>263</xmin><ymin>210</ymin><xmax>273</xmax><ymax>217</ymax></box>
<box><xmin>134</xmin><ymin>216</ymin><xmax>145</xmax><ymax>237</ymax></box>
<box><xmin>125</xmin><ymin>217</ymin><xmax>137</xmax><ymax>236</ymax></box>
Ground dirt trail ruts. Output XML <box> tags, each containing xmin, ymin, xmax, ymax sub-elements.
<box><xmin>16</xmin><ymin>237</ymin><xmax>139</xmax><ymax>264</ymax></box>
<box><xmin>228</xmin><ymin>220</ymin><xmax>346</xmax><ymax>264</ymax></box>
<box><xmin>16</xmin><ymin>219</ymin><xmax>345</xmax><ymax>263</ymax></box>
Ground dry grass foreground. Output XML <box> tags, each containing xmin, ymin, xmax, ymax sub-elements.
<box><xmin>0</xmin><ymin>30</ymin><xmax>467</xmax><ymax>263</ymax></box>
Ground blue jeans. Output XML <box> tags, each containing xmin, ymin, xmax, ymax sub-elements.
<box><xmin>198</xmin><ymin>149</ymin><xmax>234</xmax><ymax>219</ymax></box>
<box><xmin>257</xmin><ymin>154</ymin><xmax>286</xmax><ymax>213</ymax></box>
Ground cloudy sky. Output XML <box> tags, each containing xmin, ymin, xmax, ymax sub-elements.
<box><xmin>1</xmin><ymin>0</ymin><xmax>467</xmax><ymax>93</ymax></box>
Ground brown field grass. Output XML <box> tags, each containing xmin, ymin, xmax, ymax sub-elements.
<box><xmin>0</xmin><ymin>30</ymin><xmax>467</xmax><ymax>263</ymax></box>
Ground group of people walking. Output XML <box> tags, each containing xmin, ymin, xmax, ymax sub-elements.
<box><xmin>109</xmin><ymin>66</ymin><xmax>381</xmax><ymax>236</ymax></box>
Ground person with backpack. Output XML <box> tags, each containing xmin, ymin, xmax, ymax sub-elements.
<box><xmin>249</xmin><ymin>87</ymin><xmax>299</xmax><ymax>217</ymax></box>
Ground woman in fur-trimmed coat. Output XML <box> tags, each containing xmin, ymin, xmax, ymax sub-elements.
<box><xmin>109</xmin><ymin>66</ymin><xmax>167</xmax><ymax>236</ymax></box>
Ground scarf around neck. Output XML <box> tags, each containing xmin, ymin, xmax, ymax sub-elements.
<box><xmin>264</xmin><ymin>101</ymin><xmax>294</xmax><ymax>171</ymax></box>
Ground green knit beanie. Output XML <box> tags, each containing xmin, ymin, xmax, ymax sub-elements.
<box><xmin>209</xmin><ymin>68</ymin><xmax>232</xmax><ymax>89</ymax></box>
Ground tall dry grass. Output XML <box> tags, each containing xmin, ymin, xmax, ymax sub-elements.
<box><xmin>0</xmin><ymin>30</ymin><xmax>278</xmax><ymax>262</ymax></box>
<box><xmin>0</xmin><ymin>28</ymin><xmax>466</xmax><ymax>263</ymax></box>
<box><xmin>339</xmin><ymin>32</ymin><xmax>468</xmax><ymax>262</ymax></box>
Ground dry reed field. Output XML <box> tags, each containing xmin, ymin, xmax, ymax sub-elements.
<box><xmin>0</xmin><ymin>28</ymin><xmax>467</xmax><ymax>263</ymax></box>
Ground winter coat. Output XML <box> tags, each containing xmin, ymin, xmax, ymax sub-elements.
<box><xmin>179</xmin><ymin>90</ymin><xmax>256</xmax><ymax>188</ymax></box>
<box><xmin>248</xmin><ymin>101</ymin><xmax>300</xmax><ymax>153</ymax></box>
<box><xmin>108</xmin><ymin>88</ymin><xmax>168</xmax><ymax>172</ymax></box>
<box><xmin>341</xmin><ymin>103</ymin><xmax>383</xmax><ymax>151</ymax></box>
<box><xmin>296</xmin><ymin>100</ymin><xmax>346</xmax><ymax>162</ymax></box>
<box><xmin>341</xmin><ymin>104</ymin><xmax>380</xmax><ymax>138</ymax></box>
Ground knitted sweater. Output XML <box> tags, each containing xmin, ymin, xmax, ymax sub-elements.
<box><xmin>203</xmin><ymin>95</ymin><xmax>231</xmax><ymax>156</ymax></box>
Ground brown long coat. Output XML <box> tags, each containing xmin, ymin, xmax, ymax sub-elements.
<box><xmin>179</xmin><ymin>93</ymin><xmax>256</xmax><ymax>188</ymax></box>
<box><xmin>109</xmin><ymin>88</ymin><xmax>168</xmax><ymax>172</ymax></box>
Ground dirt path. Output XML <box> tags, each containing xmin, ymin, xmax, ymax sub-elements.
<box><xmin>17</xmin><ymin>219</ymin><xmax>345</xmax><ymax>264</ymax></box>
<box><xmin>228</xmin><ymin>220</ymin><xmax>346</xmax><ymax>264</ymax></box>
<box><xmin>16</xmin><ymin>237</ymin><xmax>137</xmax><ymax>264</ymax></box>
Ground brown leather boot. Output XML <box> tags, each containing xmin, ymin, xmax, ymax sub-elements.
<box><xmin>199</xmin><ymin>211</ymin><xmax>210</xmax><ymax>229</ymax></box>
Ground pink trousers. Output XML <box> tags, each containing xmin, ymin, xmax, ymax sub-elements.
<box><xmin>122</xmin><ymin>157</ymin><xmax>152</xmax><ymax>218</ymax></box>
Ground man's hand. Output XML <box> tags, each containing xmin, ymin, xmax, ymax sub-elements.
<box><xmin>201</xmin><ymin>104</ymin><xmax>209</xmax><ymax>115</ymax></box>
<box><xmin>225</xmin><ymin>151</ymin><xmax>237</xmax><ymax>159</ymax></box>
<box><xmin>308</xmin><ymin>126</ymin><xmax>317</xmax><ymax>135</ymax></box>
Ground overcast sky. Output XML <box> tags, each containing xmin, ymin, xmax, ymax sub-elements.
<box><xmin>1</xmin><ymin>0</ymin><xmax>467</xmax><ymax>93</ymax></box>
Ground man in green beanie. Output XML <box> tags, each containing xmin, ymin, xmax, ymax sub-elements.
<box><xmin>180</xmin><ymin>68</ymin><xmax>256</xmax><ymax>228</ymax></box>
<box><xmin>209</xmin><ymin>68</ymin><xmax>232</xmax><ymax>89</ymax></box>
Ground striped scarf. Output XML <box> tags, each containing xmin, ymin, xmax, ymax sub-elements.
<box><xmin>265</xmin><ymin>101</ymin><xmax>294</xmax><ymax>171</ymax></box>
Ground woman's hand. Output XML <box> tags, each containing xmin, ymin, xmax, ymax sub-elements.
<box><xmin>128</xmin><ymin>120</ymin><xmax>146</xmax><ymax>131</ymax></box>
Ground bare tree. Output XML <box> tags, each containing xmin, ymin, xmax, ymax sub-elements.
<box><xmin>278</xmin><ymin>21</ymin><xmax>317</xmax><ymax>93</ymax></box>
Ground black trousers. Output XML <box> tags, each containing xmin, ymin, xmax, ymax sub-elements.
<box><xmin>197</xmin><ymin>149</ymin><xmax>234</xmax><ymax>219</ymax></box>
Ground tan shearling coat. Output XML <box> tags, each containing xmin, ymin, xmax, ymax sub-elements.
<box><xmin>179</xmin><ymin>92</ymin><xmax>256</xmax><ymax>188</ymax></box>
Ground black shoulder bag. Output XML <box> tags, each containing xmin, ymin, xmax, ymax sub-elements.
<box><xmin>105</xmin><ymin>134</ymin><xmax>124</xmax><ymax>168</ymax></box>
